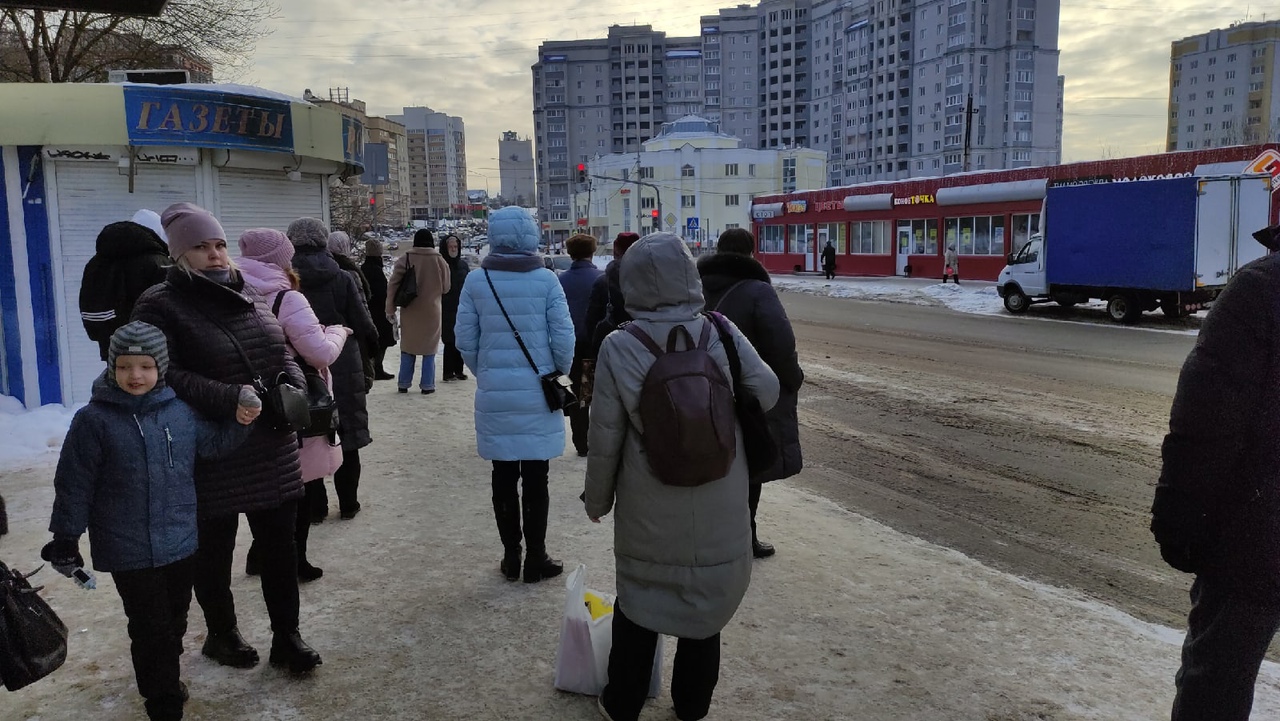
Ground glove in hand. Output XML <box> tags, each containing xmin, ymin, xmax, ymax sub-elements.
<box><xmin>40</xmin><ymin>536</ymin><xmax>84</xmax><ymax>578</ymax></box>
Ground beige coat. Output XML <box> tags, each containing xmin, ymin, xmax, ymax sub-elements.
<box><xmin>386</xmin><ymin>247</ymin><xmax>451</xmax><ymax>356</ymax></box>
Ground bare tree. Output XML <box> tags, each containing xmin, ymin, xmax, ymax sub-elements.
<box><xmin>0</xmin><ymin>1</ymin><xmax>277</xmax><ymax>83</ymax></box>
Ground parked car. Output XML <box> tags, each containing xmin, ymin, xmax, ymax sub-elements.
<box><xmin>542</xmin><ymin>254</ymin><xmax>574</xmax><ymax>274</ymax></box>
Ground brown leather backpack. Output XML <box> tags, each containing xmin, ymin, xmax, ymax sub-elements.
<box><xmin>624</xmin><ymin>316</ymin><xmax>737</xmax><ymax>486</ymax></box>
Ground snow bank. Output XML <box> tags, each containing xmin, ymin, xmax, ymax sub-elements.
<box><xmin>0</xmin><ymin>396</ymin><xmax>77</xmax><ymax>472</ymax></box>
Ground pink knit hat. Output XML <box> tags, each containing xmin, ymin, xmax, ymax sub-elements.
<box><xmin>160</xmin><ymin>202</ymin><xmax>226</xmax><ymax>259</ymax></box>
<box><xmin>238</xmin><ymin>228</ymin><xmax>295</xmax><ymax>269</ymax></box>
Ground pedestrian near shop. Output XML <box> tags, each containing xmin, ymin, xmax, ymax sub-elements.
<box><xmin>237</xmin><ymin>228</ymin><xmax>350</xmax><ymax>580</ymax></box>
<box><xmin>698</xmin><ymin>228</ymin><xmax>805</xmax><ymax>559</ymax></box>
<box><xmin>79</xmin><ymin>210</ymin><xmax>171</xmax><ymax>361</ymax></box>
<box><xmin>43</xmin><ymin>321</ymin><xmax>251</xmax><ymax>720</ymax></box>
<box><xmin>440</xmin><ymin>234</ymin><xmax>471</xmax><ymax>381</ymax></box>
<box><xmin>455</xmin><ymin>206</ymin><xmax>575</xmax><ymax>584</ymax></box>
<box><xmin>943</xmin><ymin>245</ymin><xmax>960</xmax><ymax>284</ymax></box>
<box><xmin>360</xmin><ymin>238</ymin><xmax>397</xmax><ymax>380</ymax></box>
<box><xmin>287</xmin><ymin>218</ymin><xmax>380</xmax><ymax>522</ymax></box>
<box><xmin>821</xmin><ymin>240</ymin><xmax>837</xmax><ymax>280</ymax></box>
<box><xmin>132</xmin><ymin>201</ymin><xmax>321</xmax><ymax>675</ymax></box>
<box><xmin>585</xmin><ymin>232</ymin><xmax>780</xmax><ymax>721</ymax></box>
<box><xmin>1153</xmin><ymin>233</ymin><xmax>1280</xmax><ymax>721</ymax></box>
<box><xmin>558</xmin><ymin>233</ymin><xmax>603</xmax><ymax>456</ymax></box>
<box><xmin>386</xmin><ymin>229</ymin><xmax>451</xmax><ymax>394</ymax></box>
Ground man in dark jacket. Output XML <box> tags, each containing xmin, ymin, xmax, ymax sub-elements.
<box><xmin>558</xmin><ymin>233</ymin><xmax>604</xmax><ymax>456</ymax></box>
<box><xmin>581</xmin><ymin>232</ymin><xmax>639</xmax><ymax>409</ymax></box>
<box><xmin>821</xmin><ymin>240</ymin><xmax>837</xmax><ymax>280</ymax></box>
<box><xmin>698</xmin><ymin>228</ymin><xmax>805</xmax><ymax>559</ymax></box>
<box><xmin>79</xmin><ymin>212</ymin><xmax>170</xmax><ymax>361</ymax></box>
<box><xmin>1153</xmin><ymin>227</ymin><xmax>1280</xmax><ymax>721</ymax></box>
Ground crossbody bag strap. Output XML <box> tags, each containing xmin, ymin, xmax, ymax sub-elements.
<box><xmin>188</xmin><ymin>301</ymin><xmax>264</xmax><ymax>388</ymax></box>
<box><xmin>483</xmin><ymin>269</ymin><xmax>543</xmax><ymax>376</ymax></box>
<box><xmin>705</xmin><ymin>311</ymin><xmax>743</xmax><ymax>398</ymax></box>
<box><xmin>712</xmin><ymin>280</ymin><xmax>747</xmax><ymax>312</ymax></box>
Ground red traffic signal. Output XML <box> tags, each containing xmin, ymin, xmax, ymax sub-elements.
<box><xmin>369</xmin><ymin>196</ymin><xmax>376</xmax><ymax>206</ymax></box>
<box><xmin>650</xmin><ymin>209</ymin><xmax>659</xmax><ymax>218</ymax></box>
<box><xmin>576</xmin><ymin>164</ymin><xmax>587</xmax><ymax>184</ymax></box>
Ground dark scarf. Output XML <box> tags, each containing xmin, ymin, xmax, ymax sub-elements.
<box><xmin>481</xmin><ymin>253</ymin><xmax>543</xmax><ymax>272</ymax></box>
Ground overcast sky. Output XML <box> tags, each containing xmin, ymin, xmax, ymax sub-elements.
<box><xmin>240</xmin><ymin>1</ymin><xmax>1267</xmax><ymax>186</ymax></box>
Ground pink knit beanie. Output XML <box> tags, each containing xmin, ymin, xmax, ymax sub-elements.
<box><xmin>161</xmin><ymin>202</ymin><xmax>225</xmax><ymax>259</ymax></box>
<box><xmin>238</xmin><ymin>228</ymin><xmax>295</xmax><ymax>269</ymax></box>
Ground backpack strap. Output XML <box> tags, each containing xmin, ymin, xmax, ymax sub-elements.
<box><xmin>624</xmin><ymin>323</ymin><xmax>664</xmax><ymax>358</ymax></box>
<box><xmin>271</xmin><ymin>289</ymin><xmax>289</xmax><ymax>318</ymax></box>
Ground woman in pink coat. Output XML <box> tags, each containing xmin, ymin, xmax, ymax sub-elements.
<box><xmin>237</xmin><ymin>228</ymin><xmax>350</xmax><ymax>581</ymax></box>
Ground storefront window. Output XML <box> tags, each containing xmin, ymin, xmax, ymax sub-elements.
<box><xmin>852</xmin><ymin>220</ymin><xmax>890</xmax><ymax>254</ymax></box>
<box><xmin>1011</xmin><ymin>213</ymin><xmax>1041</xmax><ymax>255</ymax></box>
<box><xmin>816</xmin><ymin>223</ymin><xmax>848</xmax><ymax>254</ymax></box>
<box><xmin>759</xmin><ymin>224</ymin><xmax>785</xmax><ymax>253</ymax></box>
<box><xmin>787</xmin><ymin>224</ymin><xmax>811</xmax><ymax>255</ymax></box>
<box><xmin>908</xmin><ymin>218</ymin><xmax>938</xmax><ymax>255</ymax></box>
<box><xmin>945</xmin><ymin>215</ymin><xmax>1006</xmax><ymax>255</ymax></box>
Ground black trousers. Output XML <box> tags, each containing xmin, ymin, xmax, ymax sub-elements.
<box><xmin>1172</xmin><ymin>575</ymin><xmax>1280</xmax><ymax>721</ymax></box>
<box><xmin>491</xmin><ymin>460</ymin><xmax>550</xmax><ymax>557</ymax></box>
<box><xmin>602</xmin><ymin>603</ymin><xmax>721</xmax><ymax>721</ymax></box>
<box><xmin>113</xmin><ymin>556</ymin><xmax>195</xmax><ymax>719</ymax></box>
<box><xmin>334</xmin><ymin>447</ymin><xmax>361</xmax><ymax>514</ymax></box>
<box><xmin>748</xmin><ymin>482</ymin><xmax>763</xmax><ymax>541</ymax></box>
<box><xmin>442</xmin><ymin>340</ymin><xmax>465</xmax><ymax>378</ymax></box>
<box><xmin>569</xmin><ymin>403</ymin><xmax>590</xmax><ymax>454</ymax></box>
<box><xmin>194</xmin><ymin>502</ymin><xmax>300</xmax><ymax>636</ymax></box>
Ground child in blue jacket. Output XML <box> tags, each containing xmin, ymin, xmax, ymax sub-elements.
<box><xmin>41</xmin><ymin>321</ymin><xmax>252</xmax><ymax>721</ymax></box>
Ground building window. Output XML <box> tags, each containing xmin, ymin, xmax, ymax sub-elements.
<box><xmin>681</xmin><ymin>195</ymin><xmax>697</xmax><ymax>207</ymax></box>
<box><xmin>759</xmin><ymin>224</ymin><xmax>785</xmax><ymax>253</ymax></box>
<box><xmin>639</xmin><ymin>166</ymin><xmax>654</xmax><ymax>179</ymax></box>
<box><xmin>945</xmin><ymin>215</ymin><xmax>1006</xmax><ymax>255</ymax></box>
<box><xmin>725</xmin><ymin>163</ymin><xmax>739</xmax><ymax>176</ymax></box>
<box><xmin>681</xmin><ymin>165</ymin><xmax>696</xmax><ymax>177</ymax></box>
<box><xmin>725</xmin><ymin>194</ymin><xmax>740</xmax><ymax>206</ymax></box>
<box><xmin>787</xmin><ymin>224</ymin><xmax>812</xmax><ymax>255</ymax></box>
<box><xmin>851</xmin><ymin>220</ymin><xmax>889</xmax><ymax>254</ymax></box>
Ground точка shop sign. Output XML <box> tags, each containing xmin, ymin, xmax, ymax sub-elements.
<box><xmin>125</xmin><ymin>87</ymin><xmax>294</xmax><ymax>153</ymax></box>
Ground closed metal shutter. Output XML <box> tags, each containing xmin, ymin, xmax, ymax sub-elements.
<box><xmin>215</xmin><ymin>168</ymin><xmax>326</xmax><ymax>242</ymax></box>
<box><xmin>53</xmin><ymin>162</ymin><xmax>196</xmax><ymax>404</ymax></box>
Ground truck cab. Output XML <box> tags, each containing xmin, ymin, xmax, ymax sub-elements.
<box><xmin>997</xmin><ymin>234</ymin><xmax>1045</xmax><ymax>313</ymax></box>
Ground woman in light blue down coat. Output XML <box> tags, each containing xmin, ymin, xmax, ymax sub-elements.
<box><xmin>455</xmin><ymin>206</ymin><xmax>575</xmax><ymax>584</ymax></box>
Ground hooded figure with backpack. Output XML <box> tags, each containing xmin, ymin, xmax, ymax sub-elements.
<box><xmin>79</xmin><ymin>210</ymin><xmax>171</xmax><ymax>361</ymax></box>
<box><xmin>584</xmin><ymin>232</ymin><xmax>779</xmax><ymax>721</ymax></box>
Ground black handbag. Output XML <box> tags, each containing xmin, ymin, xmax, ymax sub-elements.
<box><xmin>707</xmin><ymin>312</ymin><xmax>780</xmax><ymax>478</ymax></box>
<box><xmin>0</xmin><ymin>562</ymin><xmax>68</xmax><ymax>692</ymax></box>
<box><xmin>271</xmin><ymin>292</ymin><xmax>340</xmax><ymax>440</ymax></box>
<box><xmin>393</xmin><ymin>256</ymin><xmax>418</xmax><ymax>307</ymax></box>
<box><xmin>483</xmin><ymin>270</ymin><xmax>578</xmax><ymax>414</ymax></box>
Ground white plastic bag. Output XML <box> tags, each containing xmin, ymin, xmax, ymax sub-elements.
<box><xmin>553</xmin><ymin>564</ymin><xmax>662</xmax><ymax>697</ymax></box>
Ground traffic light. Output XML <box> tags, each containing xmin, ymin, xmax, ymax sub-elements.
<box><xmin>577</xmin><ymin>164</ymin><xmax>587</xmax><ymax>184</ymax></box>
<box><xmin>369</xmin><ymin>196</ymin><xmax>376</xmax><ymax>206</ymax></box>
<box><xmin>650</xmin><ymin>209</ymin><xmax>659</xmax><ymax>220</ymax></box>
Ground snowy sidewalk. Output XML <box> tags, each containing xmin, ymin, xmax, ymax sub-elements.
<box><xmin>2</xmin><ymin>364</ymin><xmax>1277</xmax><ymax>719</ymax></box>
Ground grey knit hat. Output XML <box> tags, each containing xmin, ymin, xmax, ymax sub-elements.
<box><xmin>286</xmin><ymin>217</ymin><xmax>330</xmax><ymax>249</ymax></box>
<box><xmin>108</xmin><ymin>321</ymin><xmax>169</xmax><ymax>387</ymax></box>
<box><xmin>327</xmin><ymin>230</ymin><xmax>353</xmax><ymax>258</ymax></box>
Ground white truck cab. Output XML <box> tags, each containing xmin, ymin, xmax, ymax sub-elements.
<box><xmin>997</xmin><ymin>234</ymin><xmax>1045</xmax><ymax>313</ymax></box>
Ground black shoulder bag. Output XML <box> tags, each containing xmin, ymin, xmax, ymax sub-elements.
<box><xmin>393</xmin><ymin>256</ymin><xmax>418</xmax><ymax>307</ymax></box>
<box><xmin>706</xmin><ymin>311</ymin><xmax>779</xmax><ymax>479</ymax></box>
<box><xmin>483</xmin><ymin>269</ymin><xmax>576</xmax><ymax>414</ymax></box>
<box><xmin>271</xmin><ymin>291</ymin><xmax>340</xmax><ymax>441</ymax></box>
<box><xmin>0</xmin><ymin>562</ymin><xmax>67</xmax><ymax>692</ymax></box>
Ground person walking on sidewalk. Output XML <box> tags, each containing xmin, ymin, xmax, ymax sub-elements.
<box><xmin>821</xmin><ymin>240</ymin><xmax>837</xmax><ymax>280</ymax></box>
<box><xmin>237</xmin><ymin>229</ymin><xmax>349</xmax><ymax>580</ymax></box>
<box><xmin>585</xmin><ymin>232</ymin><xmax>780</xmax><ymax>721</ymax></box>
<box><xmin>386</xmin><ymin>229</ymin><xmax>451</xmax><ymax>394</ymax></box>
<box><xmin>43</xmin><ymin>321</ymin><xmax>251</xmax><ymax>721</ymax></box>
<box><xmin>131</xmin><ymin>202</ymin><xmax>321</xmax><ymax>675</ymax></box>
<box><xmin>455</xmin><ymin>206</ymin><xmax>575</xmax><ymax>584</ymax></box>
<box><xmin>440</xmin><ymin>234</ymin><xmax>471</xmax><ymax>382</ymax></box>
<box><xmin>288</xmin><ymin>218</ymin><xmax>380</xmax><ymax>523</ymax></box>
<box><xmin>559</xmin><ymin>233</ymin><xmax>603</xmax><ymax>456</ymax></box>
<box><xmin>943</xmin><ymin>244</ymin><xmax>960</xmax><ymax>284</ymax></box>
<box><xmin>697</xmin><ymin>228</ymin><xmax>805</xmax><ymax>559</ymax></box>
<box><xmin>360</xmin><ymin>238</ymin><xmax>397</xmax><ymax>380</ymax></box>
<box><xmin>1153</xmin><ymin>226</ymin><xmax>1280</xmax><ymax>721</ymax></box>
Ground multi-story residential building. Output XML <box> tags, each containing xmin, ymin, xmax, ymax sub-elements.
<box><xmin>701</xmin><ymin>4</ymin><xmax>759</xmax><ymax>143</ymax></box>
<box><xmin>1167</xmin><ymin>20</ymin><xmax>1280</xmax><ymax>151</ymax></box>
<box><xmin>575</xmin><ymin>116</ymin><xmax>827</xmax><ymax>243</ymax></box>
<box><xmin>388</xmin><ymin>106</ymin><xmax>468</xmax><ymax>221</ymax></box>
<box><xmin>498</xmin><ymin>131</ymin><xmax>537</xmax><ymax>207</ymax></box>
<box><xmin>366</xmin><ymin>115</ymin><xmax>410</xmax><ymax>227</ymax></box>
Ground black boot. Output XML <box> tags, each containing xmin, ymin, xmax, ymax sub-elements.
<box><xmin>520</xmin><ymin>473</ymin><xmax>562</xmax><ymax>583</ymax></box>
<box><xmin>334</xmin><ymin>449</ymin><xmax>361</xmax><ymax>519</ymax></box>
<box><xmin>523</xmin><ymin>553</ymin><xmax>564</xmax><ymax>584</ymax></box>
<box><xmin>307</xmin><ymin>480</ymin><xmax>328</xmax><ymax>524</ymax></box>
<box><xmin>500</xmin><ymin>547</ymin><xmax>522</xmax><ymax>582</ymax></box>
<box><xmin>269</xmin><ymin>631</ymin><xmax>322</xmax><ymax>674</ymax></box>
<box><xmin>201</xmin><ymin>627</ymin><xmax>259</xmax><ymax>668</ymax></box>
<box><xmin>493</xmin><ymin>495</ymin><xmax>523</xmax><ymax>581</ymax></box>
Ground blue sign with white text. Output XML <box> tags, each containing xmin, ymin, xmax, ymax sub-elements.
<box><xmin>124</xmin><ymin>87</ymin><xmax>294</xmax><ymax>152</ymax></box>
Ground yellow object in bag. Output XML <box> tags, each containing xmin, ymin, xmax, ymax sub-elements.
<box><xmin>583</xmin><ymin>591</ymin><xmax>613</xmax><ymax>621</ymax></box>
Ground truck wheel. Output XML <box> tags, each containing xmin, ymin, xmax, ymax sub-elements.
<box><xmin>1003</xmin><ymin>287</ymin><xmax>1030</xmax><ymax>314</ymax></box>
<box><xmin>1160</xmin><ymin>298</ymin><xmax>1186</xmax><ymax>319</ymax></box>
<box><xmin>1107</xmin><ymin>294</ymin><xmax>1143</xmax><ymax>324</ymax></box>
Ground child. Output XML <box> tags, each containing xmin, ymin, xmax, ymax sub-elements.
<box><xmin>41</xmin><ymin>321</ymin><xmax>252</xmax><ymax>721</ymax></box>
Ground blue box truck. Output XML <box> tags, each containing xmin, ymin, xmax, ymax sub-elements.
<box><xmin>996</xmin><ymin>174</ymin><xmax>1273</xmax><ymax>323</ymax></box>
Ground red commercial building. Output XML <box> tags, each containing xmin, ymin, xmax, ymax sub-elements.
<box><xmin>751</xmin><ymin>144</ymin><xmax>1280</xmax><ymax>281</ymax></box>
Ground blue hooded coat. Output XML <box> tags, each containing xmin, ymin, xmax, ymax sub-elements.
<box><xmin>456</xmin><ymin>207</ymin><xmax>576</xmax><ymax>461</ymax></box>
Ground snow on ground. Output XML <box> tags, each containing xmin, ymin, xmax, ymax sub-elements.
<box><xmin>0</xmin><ymin>395</ymin><xmax>79</xmax><ymax>472</ymax></box>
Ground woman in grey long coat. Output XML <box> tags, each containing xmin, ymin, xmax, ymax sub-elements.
<box><xmin>585</xmin><ymin>232</ymin><xmax>779</xmax><ymax>721</ymax></box>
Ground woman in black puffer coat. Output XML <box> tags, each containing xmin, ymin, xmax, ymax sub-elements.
<box><xmin>360</xmin><ymin>239</ymin><xmax>396</xmax><ymax>378</ymax></box>
<box><xmin>131</xmin><ymin>202</ymin><xmax>320</xmax><ymax>675</ymax></box>
<box><xmin>287</xmin><ymin>218</ymin><xmax>380</xmax><ymax>521</ymax></box>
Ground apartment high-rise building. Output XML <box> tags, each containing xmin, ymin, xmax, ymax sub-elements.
<box><xmin>1167</xmin><ymin>20</ymin><xmax>1280</xmax><ymax>151</ymax></box>
<box><xmin>389</xmin><ymin>106</ymin><xmax>468</xmax><ymax>221</ymax></box>
<box><xmin>498</xmin><ymin>131</ymin><xmax>536</xmax><ymax>207</ymax></box>
<box><xmin>366</xmin><ymin>116</ymin><xmax>410</xmax><ymax>227</ymax></box>
<box><xmin>702</xmin><ymin>5</ymin><xmax>761</xmax><ymax>145</ymax></box>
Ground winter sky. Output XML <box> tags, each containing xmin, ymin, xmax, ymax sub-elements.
<box><xmin>241</xmin><ymin>1</ymin><xmax>1269</xmax><ymax>183</ymax></box>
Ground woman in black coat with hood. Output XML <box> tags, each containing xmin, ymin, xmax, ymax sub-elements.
<box><xmin>439</xmin><ymin>234</ymin><xmax>471</xmax><ymax>381</ymax></box>
<box><xmin>286</xmin><ymin>218</ymin><xmax>381</xmax><ymax>522</ymax></box>
<box><xmin>697</xmin><ymin>228</ymin><xmax>805</xmax><ymax>559</ymax></box>
<box><xmin>360</xmin><ymin>238</ymin><xmax>397</xmax><ymax>378</ymax></box>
